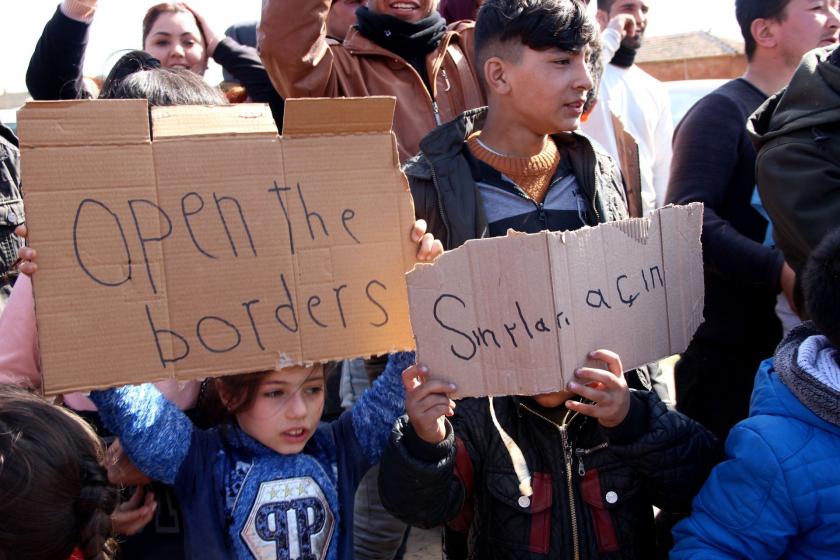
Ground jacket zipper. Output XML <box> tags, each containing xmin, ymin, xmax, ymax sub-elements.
<box><xmin>421</xmin><ymin>150</ymin><xmax>452</xmax><ymax>240</ymax></box>
<box><xmin>576</xmin><ymin>135</ymin><xmax>602</xmax><ymax>224</ymax></box>
<box><xmin>575</xmin><ymin>442</ymin><xmax>609</xmax><ymax>476</ymax></box>
<box><xmin>519</xmin><ymin>403</ymin><xmax>581</xmax><ymax>560</ymax></box>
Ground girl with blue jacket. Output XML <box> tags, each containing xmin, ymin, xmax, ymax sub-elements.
<box><xmin>90</xmin><ymin>353</ymin><xmax>413</xmax><ymax>560</ymax></box>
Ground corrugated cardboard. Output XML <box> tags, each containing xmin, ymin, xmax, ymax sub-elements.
<box><xmin>18</xmin><ymin>97</ymin><xmax>417</xmax><ymax>394</ymax></box>
<box><xmin>406</xmin><ymin>204</ymin><xmax>705</xmax><ymax>399</ymax></box>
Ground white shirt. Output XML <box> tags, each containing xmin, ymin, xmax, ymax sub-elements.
<box><xmin>582</xmin><ymin>57</ymin><xmax>673</xmax><ymax>216</ymax></box>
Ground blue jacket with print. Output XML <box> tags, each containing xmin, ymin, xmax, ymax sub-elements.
<box><xmin>91</xmin><ymin>352</ymin><xmax>412</xmax><ymax>559</ymax></box>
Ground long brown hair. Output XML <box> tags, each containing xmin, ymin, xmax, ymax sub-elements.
<box><xmin>141</xmin><ymin>3</ymin><xmax>208</xmax><ymax>48</ymax></box>
<box><xmin>0</xmin><ymin>387</ymin><xmax>118</xmax><ymax>560</ymax></box>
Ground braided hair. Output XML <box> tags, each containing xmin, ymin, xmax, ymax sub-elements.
<box><xmin>0</xmin><ymin>386</ymin><xmax>118</xmax><ymax>560</ymax></box>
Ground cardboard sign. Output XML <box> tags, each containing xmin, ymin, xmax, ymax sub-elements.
<box><xmin>18</xmin><ymin>97</ymin><xmax>417</xmax><ymax>394</ymax></box>
<box><xmin>407</xmin><ymin>204</ymin><xmax>704</xmax><ymax>398</ymax></box>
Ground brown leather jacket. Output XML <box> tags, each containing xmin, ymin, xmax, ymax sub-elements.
<box><xmin>259</xmin><ymin>0</ymin><xmax>485</xmax><ymax>162</ymax></box>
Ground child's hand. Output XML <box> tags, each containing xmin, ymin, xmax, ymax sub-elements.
<box><xmin>111</xmin><ymin>485</ymin><xmax>157</xmax><ymax>536</ymax></box>
<box><xmin>565</xmin><ymin>349</ymin><xmax>630</xmax><ymax>428</ymax></box>
<box><xmin>13</xmin><ymin>225</ymin><xmax>37</xmax><ymax>276</ymax></box>
<box><xmin>412</xmin><ymin>219</ymin><xmax>444</xmax><ymax>263</ymax></box>
<box><xmin>403</xmin><ymin>364</ymin><xmax>457</xmax><ymax>444</ymax></box>
<box><xmin>607</xmin><ymin>14</ymin><xmax>637</xmax><ymax>39</ymax></box>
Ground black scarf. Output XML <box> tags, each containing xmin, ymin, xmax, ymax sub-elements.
<box><xmin>355</xmin><ymin>7</ymin><xmax>447</xmax><ymax>89</ymax></box>
<box><xmin>610</xmin><ymin>44</ymin><xmax>637</xmax><ymax>68</ymax></box>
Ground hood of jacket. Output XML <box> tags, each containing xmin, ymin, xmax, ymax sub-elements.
<box><xmin>750</xmin><ymin>323</ymin><xmax>840</xmax><ymax>438</ymax></box>
<box><xmin>749</xmin><ymin>45</ymin><xmax>840</xmax><ymax>150</ymax></box>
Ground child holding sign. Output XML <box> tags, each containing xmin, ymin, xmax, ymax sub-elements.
<box><xmin>378</xmin><ymin>0</ymin><xmax>719</xmax><ymax>557</ymax></box>
<box><xmin>89</xmin><ymin>353</ymin><xmax>412</xmax><ymax>559</ymax></box>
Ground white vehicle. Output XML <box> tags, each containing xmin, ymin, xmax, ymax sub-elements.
<box><xmin>0</xmin><ymin>108</ymin><xmax>18</xmax><ymax>134</ymax></box>
<box><xmin>665</xmin><ymin>79</ymin><xmax>728</xmax><ymax>126</ymax></box>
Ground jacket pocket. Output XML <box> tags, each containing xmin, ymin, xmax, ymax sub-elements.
<box><xmin>486</xmin><ymin>470</ymin><xmax>553</xmax><ymax>555</ymax></box>
<box><xmin>0</xmin><ymin>198</ymin><xmax>24</xmax><ymax>228</ymax></box>
<box><xmin>580</xmin><ymin>467</ymin><xmax>640</xmax><ymax>554</ymax></box>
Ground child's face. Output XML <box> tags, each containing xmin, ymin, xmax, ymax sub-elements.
<box><xmin>235</xmin><ymin>366</ymin><xmax>326</xmax><ymax>455</ymax></box>
<box><xmin>503</xmin><ymin>46</ymin><xmax>593</xmax><ymax>135</ymax></box>
<box><xmin>531</xmin><ymin>389</ymin><xmax>575</xmax><ymax>409</ymax></box>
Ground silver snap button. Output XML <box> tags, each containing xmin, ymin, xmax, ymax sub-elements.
<box><xmin>518</xmin><ymin>496</ymin><xmax>531</xmax><ymax>508</ymax></box>
<box><xmin>7</xmin><ymin>210</ymin><xmax>16</xmax><ymax>223</ymax></box>
<box><xmin>605</xmin><ymin>491</ymin><xmax>618</xmax><ymax>504</ymax></box>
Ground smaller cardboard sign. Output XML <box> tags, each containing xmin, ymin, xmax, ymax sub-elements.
<box><xmin>18</xmin><ymin>97</ymin><xmax>418</xmax><ymax>395</ymax></box>
<box><xmin>406</xmin><ymin>204</ymin><xmax>704</xmax><ymax>398</ymax></box>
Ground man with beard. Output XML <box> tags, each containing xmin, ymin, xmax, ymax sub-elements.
<box><xmin>581</xmin><ymin>0</ymin><xmax>671</xmax><ymax>219</ymax></box>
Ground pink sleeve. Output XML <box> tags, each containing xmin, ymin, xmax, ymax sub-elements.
<box><xmin>0</xmin><ymin>275</ymin><xmax>41</xmax><ymax>388</ymax></box>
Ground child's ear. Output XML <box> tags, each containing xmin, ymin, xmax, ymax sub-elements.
<box><xmin>483</xmin><ymin>57</ymin><xmax>511</xmax><ymax>96</ymax></box>
<box><xmin>596</xmin><ymin>9</ymin><xmax>609</xmax><ymax>31</ymax></box>
<box><xmin>215</xmin><ymin>379</ymin><xmax>245</xmax><ymax>412</ymax></box>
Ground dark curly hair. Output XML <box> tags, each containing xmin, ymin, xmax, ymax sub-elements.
<box><xmin>0</xmin><ymin>386</ymin><xmax>118</xmax><ymax>560</ymax></box>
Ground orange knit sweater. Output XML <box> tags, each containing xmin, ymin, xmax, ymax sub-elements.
<box><xmin>466</xmin><ymin>132</ymin><xmax>560</xmax><ymax>204</ymax></box>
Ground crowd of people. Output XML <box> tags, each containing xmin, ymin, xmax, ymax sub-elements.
<box><xmin>0</xmin><ymin>0</ymin><xmax>839</xmax><ymax>558</ymax></box>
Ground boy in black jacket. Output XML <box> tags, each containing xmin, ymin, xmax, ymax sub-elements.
<box><xmin>378</xmin><ymin>1</ymin><xmax>719</xmax><ymax>558</ymax></box>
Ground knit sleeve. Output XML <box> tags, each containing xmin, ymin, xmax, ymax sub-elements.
<box><xmin>350</xmin><ymin>352</ymin><xmax>412</xmax><ymax>464</ymax></box>
<box><xmin>90</xmin><ymin>383</ymin><xmax>194</xmax><ymax>485</ymax></box>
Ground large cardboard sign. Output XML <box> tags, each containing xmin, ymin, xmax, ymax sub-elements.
<box><xmin>407</xmin><ymin>204</ymin><xmax>704</xmax><ymax>398</ymax></box>
<box><xmin>18</xmin><ymin>97</ymin><xmax>417</xmax><ymax>394</ymax></box>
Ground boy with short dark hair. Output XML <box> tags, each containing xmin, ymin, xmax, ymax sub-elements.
<box><xmin>378</xmin><ymin>1</ymin><xmax>718</xmax><ymax>557</ymax></box>
<box><xmin>672</xmin><ymin>226</ymin><xmax>840</xmax><ymax>558</ymax></box>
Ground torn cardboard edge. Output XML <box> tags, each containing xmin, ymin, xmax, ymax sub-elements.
<box><xmin>20</xmin><ymin>96</ymin><xmax>418</xmax><ymax>395</ymax></box>
<box><xmin>406</xmin><ymin>203</ymin><xmax>705</xmax><ymax>399</ymax></box>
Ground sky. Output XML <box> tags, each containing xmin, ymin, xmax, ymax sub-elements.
<box><xmin>1</xmin><ymin>0</ymin><xmax>743</xmax><ymax>94</ymax></box>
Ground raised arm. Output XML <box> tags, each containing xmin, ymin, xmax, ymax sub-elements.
<box><xmin>350</xmin><ymin>351</ymin><xmax>413</xmax><ymax>465</ymax></box>
<box><xmin>26</xmin><ymin>1</ymin><xmax>97</xmax><ymax>100</ymax></box>
<box><xmin>90</xmin><ymin>383</ymin><xmax>194</xmax><ymax>485</ymax></box>
<box><xmin>258</xmin><ymin>0</ymin><xmax>341</xmax><ymax>99</ymax></box>
<box><xmin>212</xmin><ymin>38</ymin><xmax>286</xmax><ymax>130</ymax></box>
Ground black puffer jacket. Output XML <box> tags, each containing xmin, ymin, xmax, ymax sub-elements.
<box><xmin>403</xmin><ymin>107</ymin><xmax>629</xmax><ymax>251</ymax></box>
<box><xmin>379</xmin><ymin>390</ymin><xmax>719</xmax><ymax>559</ymax></box>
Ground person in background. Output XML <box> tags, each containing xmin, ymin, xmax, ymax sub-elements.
<box><xmin>671</xmin><ymin>226</ymin><xmax>840</xmax><ymax>559</ymax></box>
<box><xmin>581</xmin><ymin>0</ymin><xmax>671</xmax><ymax>219</ymax></box>
<box><xmin>259</xmin><ymin>0</ymin><xmax>485</xmax><ymax>162</ymax></box>
<box><xmin>749</xmin><ymin>43</ymin><xmax>840</xmax><ymax>304</ymax></box>
<box><xmin>25</xmin><ymin>1</ymin><xmax>286</xmax><ymax>129</ymax></box>
<box><xmin>0</xmin><ymin>385</ymin><xmax>119</xmax><ymax>560</ymax></box>
<box><xmin>666</xmin><ymin>0</ymin><xmax>839</xmax><ymax>442</ymax></box>
<box><xmin>439</xmin><ymin>0</ymin><xmax>482</xmax><ymax>22</ymax></box>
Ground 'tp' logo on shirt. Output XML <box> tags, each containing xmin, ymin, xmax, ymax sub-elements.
<box><xmin>241</xmin><ymin>477</ymin><xmax>335</xmax><ymax>559</ymax></box>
